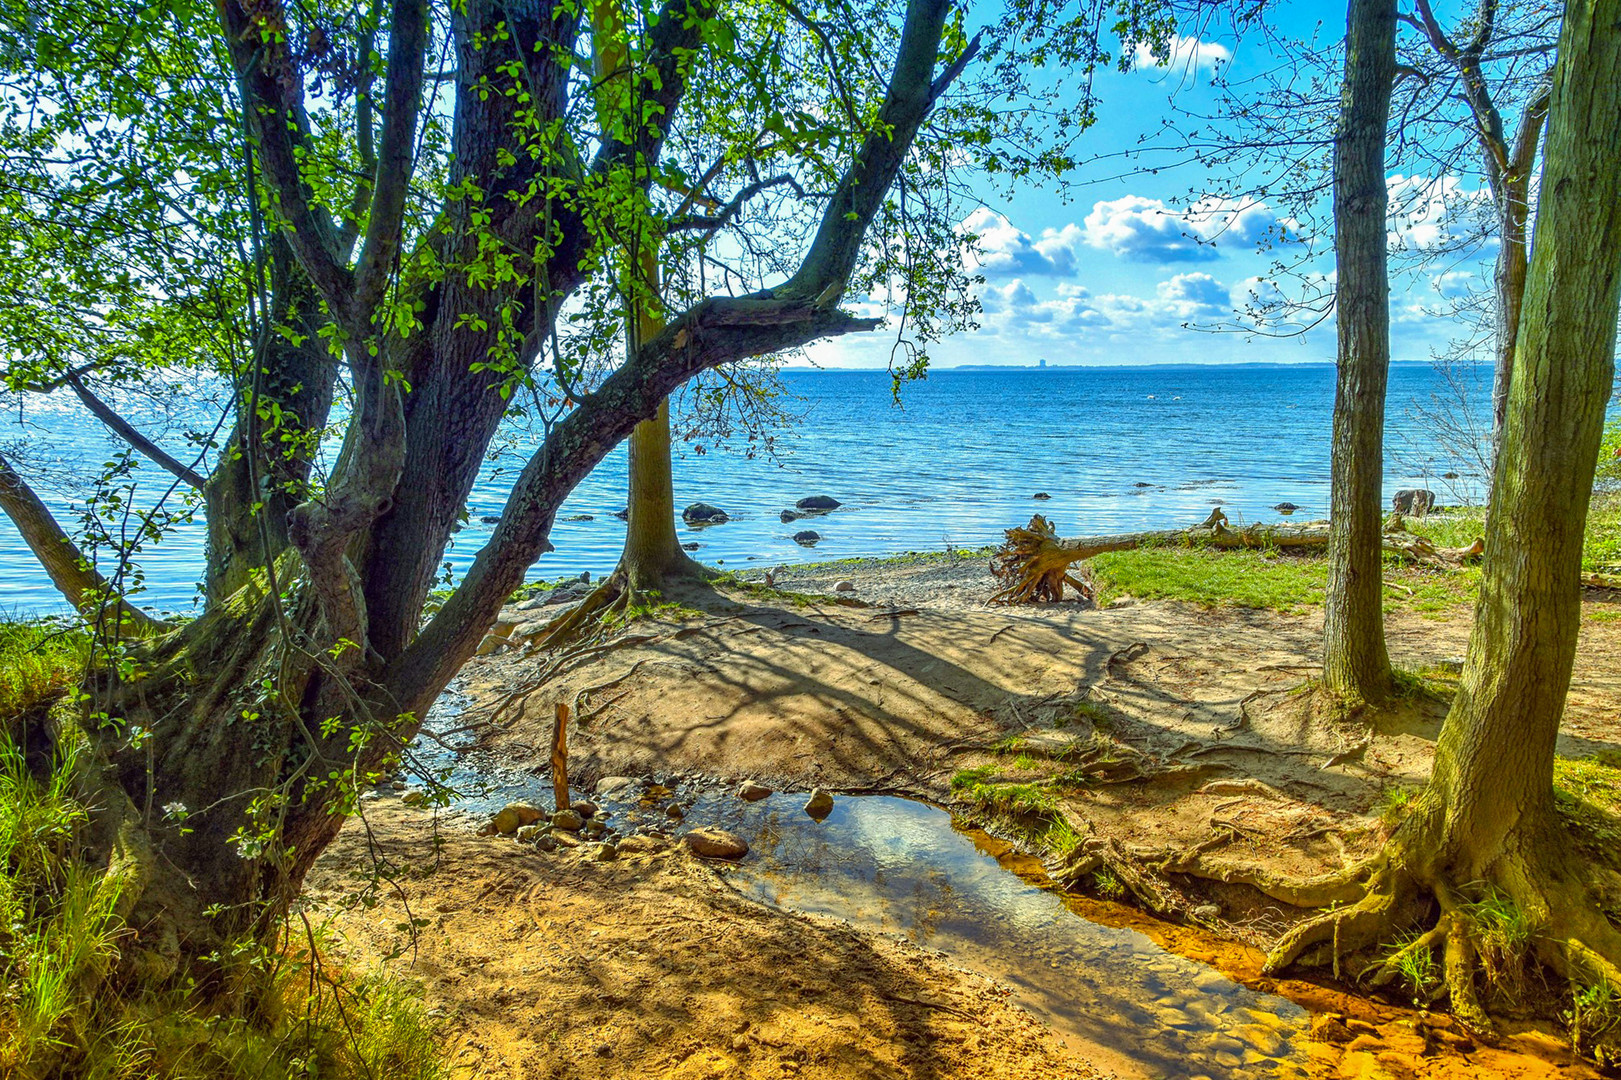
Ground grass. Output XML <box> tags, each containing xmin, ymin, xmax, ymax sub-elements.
<box><xmin>1552</xmin><ymin>753</ymin><xmax>1621</xmax><ymax>861</ymax></box>
<box><xmin>1384</xmin><ymin>929</ymin><xmax>1442</xmax><ymax>1003</ymax></box>
<box><xmin>0</xmin><ymin>628</ymin><xmax>445</xmax><ymax>1080</ymax></box>
<box><xmin>1090</xmin><ymin>545</ymin><xmax>1328</xmax><ymax>612</ymax></box>
<box><xmin>0</xmin><ymin>620</ymin><xmax>87</xmax><ymax>721</ymax></box>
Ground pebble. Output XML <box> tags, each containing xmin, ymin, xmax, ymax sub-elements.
<box><xmin>684</xmin><ymin>828</ymin><xmax>749</xmax><ymax>859</ymax></box>
<box><xmin>665</xmin><ymin>804</ymin><xmax>686</xmax><ymax>820</ymax></box>
<box><xmin>582</xmin><ymin>819</ymin><xmax>607</xmax><ymax>839</ymax></box>
<box><xmin>738</xmin><ymin>781</ymin><xmax>772</xmax><ymax>801</ymax></box>
<box><xmin>595</xmin><ymin>776</ymin><xmax>637</xmax><ymax>797</ymax></box>
<box><xmin>583</xmin><ymin>841</ymin><xmax>618</xmax><ymax>861</ymax></box>
<box><xmin>804</xmin><ymin>788</ymin><xmax>835</xmax><ymax>820</ymax></box>
<box><xmin>833</xmin><ymin>580</ymin><xmax>855</xmax><ymax>593</ymax></box>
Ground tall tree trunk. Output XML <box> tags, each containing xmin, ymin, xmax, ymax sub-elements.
<box><xmin>1267</xmin><ymin>0</ymin><xmax>1621</xmax><ymax>1032</ymax></box>
<box><xmin>1424</xmin><ymin>0</ymin><xmax>1621</xmax><ymax>898</ymax></box>
<box><xmin>1322</xmin><ymin>0</ymin><xmax>1398</xmax><ymax>703</ymax></box>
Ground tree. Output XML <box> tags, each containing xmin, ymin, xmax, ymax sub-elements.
<box><xmin>0</xmin><ymin>0</ymin><xmax>1166</xmax><ymax>980</ymax></box>
<box><xmin>1266</xmin><ymin>0</ymin><xmax>1621</xmax><ymax>1040</ymax></box>
<box><xmin>1322</xmin><ymin>0</ymin><xmax>1398</xmax><ymax>704</ymax></box>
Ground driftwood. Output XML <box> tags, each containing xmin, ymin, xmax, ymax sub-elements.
<box><xmin>990</xmin><ymin>509</ymin><xmax>1483</xmax><ymax>604</ymax></box>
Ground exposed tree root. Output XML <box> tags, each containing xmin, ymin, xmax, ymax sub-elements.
<box><xmin>989</xmin><ymin>510</ymin><xmax>1483</xmax><ymax>604</ymax></box>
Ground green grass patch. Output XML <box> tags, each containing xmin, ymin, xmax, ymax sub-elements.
<box><xmin>949</xmin><ymin>767</ymin><xmax>1058</xmax><ymax>816</ymax></box>
<box><xmin>1091</xmin><ymin>546</ymin><xmax>1328</xmax><ymax>611</ymax></box>
<box><xmin>0</xmin><ymin>621</ymin><xmax>87</xmax><ymax>723</ymax></box>
<box><xmin>0</xmin><ymin>726</ymin><xmax>445</xmax><ymax>1080</ymax></box>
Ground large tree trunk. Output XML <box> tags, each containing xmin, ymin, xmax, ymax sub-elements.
<box><xmin>1267</xmin><ymin>0</ymin><xmax>1621</xmax><ymax>1039</ymax></box>
<box><xmin>40</xmin><ymin>0</ymin><xmax>971</xmax><ymax>976</ymax></box>
<box><xmin>1488</xmin><ymin>86</ymin><xmax>1551</xmax><ymax>453</ymax></box>
<box><xmin>1322</xmin><ymin>0</ymin><xmax>1398</xmax><ymax>704</ymax></box>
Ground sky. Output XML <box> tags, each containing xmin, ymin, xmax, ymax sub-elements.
<box><xmin>809</xmin><ymin>0</ymin><xmax>1507</xmax><ymax>369</ymax></box>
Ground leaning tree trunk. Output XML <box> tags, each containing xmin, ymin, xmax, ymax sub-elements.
<box><xmin>1266</xmin><ymin>0</ymin><xmax>1621</xmax><ymax>1039</ymax></box>
<box><xmin>1488</xmin><ymin>87</ymin><xmax>1550</xmax><ymax>456</ymax></box>
<box><xmin>1322</xmin><ymin>0</ymin><xmax>1398</xmax><ymax>704</ymax></box>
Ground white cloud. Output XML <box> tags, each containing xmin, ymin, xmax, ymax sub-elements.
<box><xmin>1133</xmin><ymin>35</ymin><xmax>1232</xmax><ymax>76</ymax></box>
<box><xmin>960</xmin><ymin>208</ymin><xmax>1079</xmax><ymax>277</ymax></box>
<box><xmin>975</xmin><ymin>273</ymin><xmax>1238</xmax><ymax>341</ymax></box>
<box><xmin>1386</xmin><ymin>175</ymin><xmax>1494</xmax><ymax>252</ymax></box>
<box><xmin>1080</xmin><ymin>195</ymin><xmax>1292</xmax><ymax>263</ymax></box>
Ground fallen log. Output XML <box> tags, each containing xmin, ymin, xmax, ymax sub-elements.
<box><xmin>989</xmin><ymin>509</ymin><xmax>1482</xmax><ymax>604</ymax></box>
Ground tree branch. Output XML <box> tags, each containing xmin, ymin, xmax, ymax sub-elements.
<box><xmin>66</xmin><ymin>375</ymin><xmax>206</xmax><ymax>490</ymax></box>
<box><xmin>389</xmin><ymin>0</ymin><xmax>977</xmax><ymax>710</ymax></box>
<box><xmin>0</xmin><ymin>453</ymin><xmax>167</xmax><ymax>636</ymax></box>
<box><xmin>352</xmin><ymin>0</ymin><xmax>431</xmax><ymax>316</ymax></box>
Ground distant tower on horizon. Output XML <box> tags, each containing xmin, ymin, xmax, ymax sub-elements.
<box><xmin>1038</xmin><ymin>358</ymin><xmax>1046</xmax><ymax>369</ymax></box>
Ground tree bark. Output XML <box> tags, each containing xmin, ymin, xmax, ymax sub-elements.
<box><xmin>1266</xmin><ymin>0</ymin><xmax>1621</xmax><ymax>1034</ymax></box>
<box><xmin>1323</xmin><ymin>0</ymin><xmax>1398</xmax><ymax>704</ymax></box>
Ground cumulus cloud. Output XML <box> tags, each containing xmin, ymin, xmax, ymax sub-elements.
<box><xmin>1080</xmin><ymin>195</ymin><xmax>1291</xmax><ymax>263</ymax></box>
<box><xmin>1132</xmin><ymin>35</ymin><xmax>1231</xmax><ymax>76</ymax></box>
<box><xmin>975</xmin><ymin>273</ymin><xmax>1237</xmax><ymax>341</ymax></box>
<box><xmin>1387</xmin><ymin>175</ymin><xmax>1494</xmax><ymax>252</ymax></box>
<box><xmin>960</xmin><ymin>208</ymin><xmax>1080</xmax><ymax>276</ymax></box>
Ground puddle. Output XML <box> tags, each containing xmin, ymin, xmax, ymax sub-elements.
<box><xmin>685</xmin><ymin>792</ymin><xmax>1311</xmax><ymax>1080</ymax></box>
<box><xmin>400</xmin><ymin>698</ymin><xmax>1312</xmax><ymax>1079</ymax></box>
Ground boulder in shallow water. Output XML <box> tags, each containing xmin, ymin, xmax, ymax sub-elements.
<box><xmin>738</xmin><ymin>781</ymin><xmax>772</xmax><ymax>801</ymax></box>
<box><xmin>795</xmin><ymin>495</ymin><xmax>840</xmax><ymax>511</ymax></box>
<box><xmin>685</xmin><ymin>828</ymin><xmax>749</xmax><ymax>859</ymax></box>
<box><xmin>682</xmin><ymin>502</ymin><xmax>729</xmax><ymax>524</ymax></box>
<box><xmin>595</xmin><ymin>776</ymin><xmax>637</xmax><ymax>797</ymax></box>
<box><xmin>612</xmin><ymin>507</ymin><xmax>628</xmax><ymax>520</ymax></box>
<box><xmin>1392</xmin><ymin>488</ymin><xmax>1435</xmax><ymax>515</ymax></box>
<box><xmin>804</xmin><ymin>788</ymin><xmax>834</xmax><ymax>820</ymax></box>
<box><xmin>571</xmin><ymin>799</ymin><xmax>598</xmax><ymax>819</ymax></box>
<box><xmin>1032</xmin><ymin>492</ymin><xmax>1051</xmax><ymax>500</ymax></box>
<box><xmin>1273</xmin><ymin>502</ymin><xmax>1299</xmax><ymax>514</ymax></box>
<box><xmin>793</xmin><ymin>530</ymin><xmax>820</xmax><ymax>546</ymax></box>
<box><xmin>480</xmin><ymin>515</ymin><xmax>502</xmax><ymax>524</ymax></box>
<box><xmin>780</xmin><ymin>509</ymin><xmax>804</xmax><ymax>523</ymax></box>
<box><xmin>682</xmin><ymin>542</ymin><xmax>700</xmax><ymax>550</ymax></box>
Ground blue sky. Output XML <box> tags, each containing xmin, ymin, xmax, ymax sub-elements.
<box><xmin>810</xmin><ymin>0</ymin><xmax>1503</xmax><ymax>368</ymax></box>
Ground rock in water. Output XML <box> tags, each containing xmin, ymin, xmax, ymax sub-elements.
<box><xmin>1392</xmin><ymin>488</ymin><xmax>1436</xmax><ymax>515</ymax></box>
<box><xmin>612</xmin><ymin>507</ymin><xmax>629</xmax><ymax>520</ymax></box>
<box><xmin>595</xmin><ymin>776</ymin><xmax>637</xmax><ymax>797</ymax></box>
<box><xmin>685</xmin><ymin>828</ymin><xmax>749</xmax><ymax>859</ymax></box>
<box><xmin>1273</xmin><ymin>502</ymin><xmax>1299</xmax><ymax>513</ymax></box>
<box><xmin>833</xmin><ymin>580</ymin><xmax>855</xmax><ymax>593</ymax></box>
<box><xmin>780</xmin><ymin>509</ymin><xmax>803</xmax><ymax>523</ymax></box>
<box><xmin>804</xmin><ymin>788</ymin><xmax>835</xmax><ymax>820</ymax></box>
<box><xmin>795</xmin><ymin>495</ymin><xmax>841</xmax><ymax>511</ymax></box>
<box><xmin>683</xmin><ymin>502</ymin><xmax>729</xmax><ymax>525</ymax></box>
<box><xmin>682</xmin><ymin>542</ymin><xmax>700</xmax><ymax>550</ymax></box>
<box><xmin>552</xmin><ymin>809</ymin><xmax>584</xmax><ymax>832</ymax></box>
<box><xmin>738</xmin><ymin>781</ymin><xmax>772</xmax><ymax>802</ymax></box>
<box><xmin>793</xmin><ymin>530</ymin><xmax>821</xmax><ymax>546</ymax></box>
<box><xmin>480</xmin><ymin>515</ymin><xmax>501</xmax><ymax>524</ymax></box>
<box><xmin>1031</xmin><ymin>492</ymin><xmax>1051</xmax><ymax>500</ymax></box>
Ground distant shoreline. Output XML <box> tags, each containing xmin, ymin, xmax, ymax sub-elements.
<box><xmin>780</xmin><ymin>360</ymin><xmax>1443</xmax><ymax>372</ymax></box>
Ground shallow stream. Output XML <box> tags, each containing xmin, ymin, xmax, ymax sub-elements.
<box><xmin>409</xmin><ymin>692</ymin><xmax>1312</xmax><ymax>1080</ymax></box>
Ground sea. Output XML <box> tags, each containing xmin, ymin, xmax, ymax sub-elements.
<box><xmin>1</xmin><ymin>363</ymin><xmax>1492</xmax><ymax>616</ymax></box>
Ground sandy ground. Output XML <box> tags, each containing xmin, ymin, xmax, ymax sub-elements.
<box><xmin>305</xmin><ymin>551</ymin><xmax>1621</xmax><ymax>1080</ymax></box>
<box><xmin>306</xmin><ymin>801</ymin><xmax>1102</xmax><ymax>1080</ymax></box>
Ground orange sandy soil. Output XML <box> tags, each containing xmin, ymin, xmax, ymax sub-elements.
<box><xmin>303</xmin><ymin>556</ymin><xmax>1621</xmax><ymax>1079</ymax></box>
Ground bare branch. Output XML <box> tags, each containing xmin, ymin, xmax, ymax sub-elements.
<box><xmin>66</xmin><ymin>375</ymin><xmax>206</xmax><ymax>490</ymax></box>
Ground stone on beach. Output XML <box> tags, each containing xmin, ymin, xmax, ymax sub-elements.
<box><xmin>684</xmin><ymin>828</ymin><xmax>749</xmax><ymax>859</ymax></box>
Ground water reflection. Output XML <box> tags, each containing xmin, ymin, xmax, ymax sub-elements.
<box><xmin>687</xmin><ymin>793</ymin><xmax>1312</xmax><ymax>1080</ymax></box>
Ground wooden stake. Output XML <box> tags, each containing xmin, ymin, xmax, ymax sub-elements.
<box><xmin>551</xmin><ymin>702</ymin><xmax>570</xmax><ymax>813</ymax></box>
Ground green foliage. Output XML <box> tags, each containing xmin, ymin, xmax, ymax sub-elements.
<box><xmin>1566</xmin><ymin>979</ymin><xmax>1621</xmax><ymax>1067</ymax></box>
<box><xmin>0</xmin><ymin>621</ymin><xmax>86</xmax><ymax>722</ymax></box>
<box><xmin>1373</xmin><ymin>784</ymin><xmax>1420</xmax><ymax>831</ymax></box>
<box><xmin>1462</xmin><ymin>888</ymin><xmax>1532</xmax><ymax>1000</ymax></box>
<box><xmin>1382</xmin><ymin>930</ymin><xmax>1441</xmax><ymax>1003</ymax></box>
<box><xmin>0</xmin><ymin>728</ymin><xmax>444</xmax><ymax>1080</ymax></box>
<box><xmin>1089</xmin><ymin>866</ymin><xmax>1126</xmax><ymax>902</ymax></box>
<box><xmin>949</xmin><ymin>767</ymin><xmax>1058</xmax><ymax>817</ymax></box>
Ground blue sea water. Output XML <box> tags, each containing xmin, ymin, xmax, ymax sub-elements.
<box><xmin>1</xmin><ymin>363</ymin><xmax>1491</xmax><ymax>615</ymax></box>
